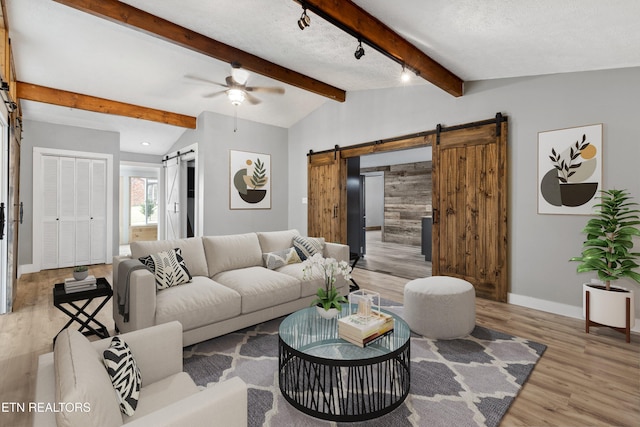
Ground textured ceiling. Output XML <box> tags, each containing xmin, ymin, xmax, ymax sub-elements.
<box><xmin>7</xmin><ymin>0</ymin><xmax>640</xmax><ymax>155</ymax></box>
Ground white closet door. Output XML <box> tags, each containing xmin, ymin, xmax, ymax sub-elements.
<box><xmin>58</xmin><ymin>157</ymin><xmax>76</xmax><ymax>268</ymax></box>
<box><xmin>75</xmin><ymin>158</ymin><xmax>92</xmax><ymax>266</ymax></box>
<box><xmin>41</xmin><ymin>156</ymin><xmax>59</xmax><ymax>270</ymax></box>
<box><xmin>90</xmin><ymin>159</ymin><xmax>107</xmax><ymax>264</ymax></box>
<box><xmin>165</xmin><ymin>161</ymin><xmax>181</xmax><ymax>240</ymax></box>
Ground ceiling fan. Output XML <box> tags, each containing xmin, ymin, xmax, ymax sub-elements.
<box><xmin>186</xmin><ymin>64</ymin><xmax>285</xmax><ymax>106</ymax></box>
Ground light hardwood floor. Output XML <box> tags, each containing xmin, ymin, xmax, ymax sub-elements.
<box><xmin>1</xmin><ymin>265</ymin><xmax>638</xmax><ymax>427</ymax></box>
<box><xmin>357</xmin><ymin>230</ymin><xmax>432</xmax><ymax>280</ymax></box>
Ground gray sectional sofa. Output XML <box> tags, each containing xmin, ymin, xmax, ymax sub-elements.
<box><xmin>113</xmin><ymin>229</ymin><xmax>350</xmax><ymax>346</ymax></box>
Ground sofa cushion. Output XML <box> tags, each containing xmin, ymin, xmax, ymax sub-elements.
<box><xmin>130</xmin><ymin>237</ymin><xmax>209</xmax><ymax>277</ymax></box>
<box><xmin>124</xmin><ymin>372</ymin><xmax>198</xmax><ymax>424</ymax></box>
<box><xmin>293</xmin><ymin>235</ymin><xmax>325</xmax><ymax>260</ymax></box>
<box><xmin>54</xmin><ymin>329</ymin><xmax>122</xmax><ymax>427</ymax></box>
<box><xmin>139</xmin><ymin>248</ymin><xmax>192</xmax><ymax>290</ymax></box>
<box><xmin>277</xmin><ymin>263</ymin><xmax>325</xmax><ymax>297</ymax></box>
<box><xmin>213</xmin><ymin>266</ymin><xmax>301</xmax><ymax>314</ymax></box>
<box><xmin>103</xmin><ymin>337</ymin><xmax>142</xmax><ymax>416</ymax></box>
<box><xmin>203</xmin><ymin>233</ymin><xmax>263</xmax><ymax>277</ymax></box>
<box><xmin>263</xmin><ymin>247</ymin><xmax>301</xmax><ymax>270</ymax></box>
<box><xmin>155</xmin><ymin>276</ymin><xmax>242</xmax><ymax>331</ymax></box>
<box><xmin>256</xmin><ymin>229</ymin><xmax>300</xmax><ymax>253</ymax></box>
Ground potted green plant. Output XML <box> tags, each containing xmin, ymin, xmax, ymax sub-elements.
<box><xmin>73</xmin><ymin>265</ymin><xmax>89</xmax><ymax>281</ymax></box>
<box><xmin>570</xmin><ymin>189</ymin><xmax>640</xmax><ymax>342</ymax></box>
<box><xmin>303</xmin><ymin>253</ymin><xmax>351</xmax><ymax>319</ymax></box>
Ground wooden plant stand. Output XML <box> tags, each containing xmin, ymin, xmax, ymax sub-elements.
<box><xmin>585</xmin><ymin>289</ymin><xmax>632</xmax><ymax>343</ymax></box>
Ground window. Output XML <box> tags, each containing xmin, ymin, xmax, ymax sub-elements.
<box><xmin>130</xmin><ymin>177</ymin><xmax>158</xmax><ymax>225</ymax></box>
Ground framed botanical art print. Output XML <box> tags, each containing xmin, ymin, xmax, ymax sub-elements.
<box><xmin>229</xmin><ymin>150</ymin><xmax>271</xmax><ymax>209</ymax></box>
<box><xmin>538</xmin><ymin>124</ymin><xmax>603</xmax><ymax>214</ymax></box>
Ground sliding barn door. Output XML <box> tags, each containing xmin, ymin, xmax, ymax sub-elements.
<box><xmin>307</xmin><ymin>151</ymin><xmax>346</xmax><ymax>243</ymax></box>
<box><xmin>165</xmin><ymin>160</ymin><xmax>181</xmax><ymax>240</ymax></box>
<box><xmin>432</xmin><ymin>116</ymin><xmax>508</xmax><ymax>302</ymax></box>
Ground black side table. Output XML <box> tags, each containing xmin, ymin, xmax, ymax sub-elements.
<box><xmin>53</xmin><ymin>277</ymin><xmax>113</xmax><ymax>345</ymax></box>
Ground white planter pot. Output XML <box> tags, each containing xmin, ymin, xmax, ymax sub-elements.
<box><xmin>583</xmin><ymin>283</ymin><xmax>635</xmax><ymax>329</ymax></box>
<box><xmin>316</xmin><ymin>306</ymin><xmax>339</xmax><ymax>319</ymax></box>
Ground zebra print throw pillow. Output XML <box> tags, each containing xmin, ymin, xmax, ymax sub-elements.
<box><xmin>139</xmin><ymin>248</ymin><xmax>192</xmax><ymax>290</ymax></box>
<box><xmin>292</xmin><ymin>235</ymin><xmax>325</xmax><ymax>261</ymax></box>
<box><xmin>103</xmin><ymin>337</ymin><xmax>141</xmax><ymax>416</ymax></box>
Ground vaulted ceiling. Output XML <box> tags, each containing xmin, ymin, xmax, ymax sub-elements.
<box><xmin>6</xmin><ymin>0</ymin><xmax>640</xmax><ymax>154</ymax></box>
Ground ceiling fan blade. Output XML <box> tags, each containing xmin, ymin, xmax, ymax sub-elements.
<box><xmin>202</xmin><ymin>90</ymin><xmax>227</xmax><ymax>98</ymax></box>
<box><xmin>245</xmin><ymin>92</ymin><xmax>262</xmax><ymax>105</ymax></box>
<box><xmin>184</xmin><ymin>74</ymin><xmax>227</xmax><ymax>88</ymax></box>
<box><xmin>225</xmin><ymin>75</ymin><xmax>240</xmax><ymax>87</ymax></box>
<box><xmin>246</xmin><ymin>86</ymin><xmax>285</xmax><ymax>95</ymax></box>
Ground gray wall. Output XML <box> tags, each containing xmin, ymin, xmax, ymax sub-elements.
<box><xmin>288</xmin><ymin>67</ymin><xmax>640</xmax><ymax>315</ymax></box>
<box><xmin>19</xmin><ymin>120</ymin><xmax>120</xmax><ymax>266</ymax></box>
<box><xmin>169</xmin><ymin>111</ymin><xmax>289</xmax><ymax>236</ymax></box>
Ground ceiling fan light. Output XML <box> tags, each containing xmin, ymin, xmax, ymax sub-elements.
<box><xmin>227</xmin><ymin>88</ymin><xmax>245</xmax><ymax>106</ymax></box>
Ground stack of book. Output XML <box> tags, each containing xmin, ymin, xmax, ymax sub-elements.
<box><xmin>338</xmin><ymin>311</ymin><xmax>394</xmax><ymax>347</ymax></box>
<box><xmin>64</xmin><ymin>275</ymin><xmax>97</xmax><ymax>293</ymax></box>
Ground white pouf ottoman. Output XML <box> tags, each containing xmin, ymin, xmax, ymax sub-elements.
<box><xmin>403</xmin><ymin>276</ymin><xmax>476</xmax><ymax>339</ymax></box>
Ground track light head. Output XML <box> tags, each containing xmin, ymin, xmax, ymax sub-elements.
<box><xmin>298</xmin><ymin>8</ymin><xmax>310</xmax><ymax>30</ymax></box>
<box><xmin>401</xmin><ymin>65</ymin><xmax>411</xmax><ymax>83</ymax></box>
<box><xmin>354</xmin><ymin>40</ymin><xmax>365</xmax><ymax>60</ymax></box>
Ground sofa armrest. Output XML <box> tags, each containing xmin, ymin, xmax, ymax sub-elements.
<box><xmin>125</xmin><ymin>377</ymin><xmax>248</xmax><ymax>427</ymax></box>
<box><xmin>324</xmin><ymin>242</ymin><xmax>349</xmax><ymax>263</ymax></box>
<box><xmin>91</xmin><ymin>321</ymin><xmax>183</xmax><ymax>386</ymax></box>
<box><xmin>113</xmin><ymin>256</ymin><xmax>157</xmax><ymax>335</ymax></box>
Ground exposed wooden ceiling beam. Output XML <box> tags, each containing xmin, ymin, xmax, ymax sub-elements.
<box><xmin>53</xmin><ymin>0</ymin><xmax>346</xmax><ymax>102</ymax></box>
<box><xmin>16</xmin><ymin>82</ymin><xmax>197</xmax><ymax>128</ymax></box>
<box><xmin>300</xmin><ymin>0</ymin><xmax>464</xmax><ymax>97</ymax></box>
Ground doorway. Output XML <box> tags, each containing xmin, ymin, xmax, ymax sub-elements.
<box><xmin>119</xmin><ymin>163</ymin><xmax>161</xmax><ymax>255</ymax></box>
<box><xmin>163</xmin><ymin>145</ymin><xmax>199</xmax><ymax>241</ymax></box>
<box><xmin>348</xmin><ymin>147</ymin><xmax>433</xmax><ymax>280</ymax></box>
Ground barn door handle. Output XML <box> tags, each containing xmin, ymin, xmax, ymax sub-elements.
<box><xmin>0</xmin><ymin>203</ymin><xmax>5</xmax><ymax>240</ymax></box>
<box><xmin>432</xmin><ymin>208</ymin><xmax>439</xmax><ymax>224</ymax></box>
<box><xmin>333</xmin><ymin>205</ymin><xmax>338</xmax><ymax>218</ymax></box>
<box><xmin>174</xmin><ymin>202</ymin><xmax>179</xmax><ymax>213</ymax></box>
<box><xmin>19</xmin><ymin>202</ymin><xmax>23</xmax><ymax>224</ymax></box>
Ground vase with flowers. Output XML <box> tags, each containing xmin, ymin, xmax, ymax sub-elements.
<box><xmin>303</xmin><ymin>253</ymin><xmax>352</xmax><ymax>319</ymax></box>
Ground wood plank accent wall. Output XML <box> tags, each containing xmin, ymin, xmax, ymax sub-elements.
<box><xmin>363</xmin><ymin>161</ymin><xmax>432</xmax><ymax>246</ymax></box>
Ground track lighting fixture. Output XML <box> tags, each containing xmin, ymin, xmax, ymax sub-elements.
<box><xmin>354</xmin><ymin>40</ymin><xmax>365</xmax><ymax>60</ymax></box>
<box><xmin>298</xmin><ymin>8</ymin><xmax>310</xmax><ymax>30</ymax></box>
<box><xmin>401</xmin><ymin>65</ymin><xmax>411</xmax><ymax>83</ymax></box>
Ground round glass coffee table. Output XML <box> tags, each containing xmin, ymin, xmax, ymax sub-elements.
<box><xmin>278</xmin><ymin>306</ymin><xmax>410</xmax><ymax>422</ymax></box>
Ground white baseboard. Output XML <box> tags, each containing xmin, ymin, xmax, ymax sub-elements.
<box><xmin>508</xmin><ymin>292</ymin><xmax>640</xmax><ymax>333</ymax></box>
<box><xmin>17</xmin><ymin>264</ymin><xmax>39</xmax><ymax>278</ymax></box>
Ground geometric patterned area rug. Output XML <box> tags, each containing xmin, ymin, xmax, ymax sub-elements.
<box><xmin>183</xmin><ymin>304</ymin><xmax>546</xmax><ymax>427</ymax></box>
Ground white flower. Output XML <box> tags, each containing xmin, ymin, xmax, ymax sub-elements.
<box><xmin>303</xmin><ymin>253</ymin><xmax>352</xmax><ymax>285</ymax></box>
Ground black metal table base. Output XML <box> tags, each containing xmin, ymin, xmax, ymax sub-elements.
<box><xmin>279</xmin><ymin>337</ymin><xmax>410</xmax><ymax>421</ymax></box>
<box><xmin>53</xmin><ymin>279</ymin><xmax>112</xmax><ymax>345</ymax></box>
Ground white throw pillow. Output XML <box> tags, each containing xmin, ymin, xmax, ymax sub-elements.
<box><xmin>139</xmin><ymin>248</ymin><xmax>192</xmax><ymax>290</ymax></box>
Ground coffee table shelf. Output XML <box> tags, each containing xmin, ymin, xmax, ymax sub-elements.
<box><xmin>278</xmin><ymin>306</ymin><xmax>410</xmax><ymax>422</ymax></box>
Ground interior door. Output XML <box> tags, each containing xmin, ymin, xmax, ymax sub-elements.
<box><xmin>432</xmin><ymin>116</ymin><xmax>508</xmax><ymax>302</ymax></box>
<box><xmin>41</xmin><ymin>156</ymin><xmax>59</xmax><ymax>270</ymax></box>
<box><xmin>165</xmin><ymin>160</ymin><xmax>181</xmax><ymax>240</ymax></box>
<box><xmin>90</xmin><ymin>159</ymin><xmax>107</xmax><ymax>264</ymax></box>
<box><xmin>307</xmin><ymin>151</ymin><xmax>346</xmax><ymax>243</ymax></box>
<box><xmin>57</xmin><ymin>157</ymin><xmax>76</xmax><ymax>268</ymax></box>
<box><xmin>75</xmin><ymin>158</ymin><xmax>92</xmax><ymax>266</ymax></box>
